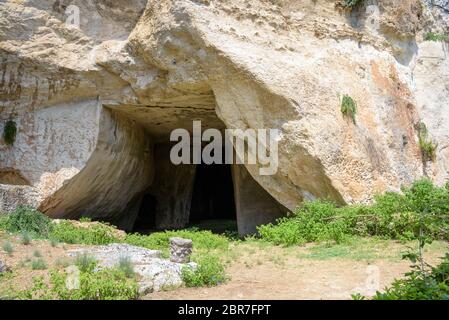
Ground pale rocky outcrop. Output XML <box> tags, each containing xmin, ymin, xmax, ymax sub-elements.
<box><xmin>1</xmin><ymin>0</ymin><xmax>448</xmax><ymax>234</ymax></box>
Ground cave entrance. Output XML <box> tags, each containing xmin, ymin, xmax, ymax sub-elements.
<box><xmin>188</xmin><ymin>163</ymin><xmax>237</xmax><ymax>234</ymax></box>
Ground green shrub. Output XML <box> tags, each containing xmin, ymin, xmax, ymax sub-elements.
<box><xmin>50</xmin><ymin>221</ymin><xmax>119</xmax><ymax>245</ymax></box>
<box><xmin>425</xmin><ymin>32</ymin><xmax>449</xmax><ymax>43</ymax></box>
<box><xmin>74</xmin><ymin>253</ymin><xmax>97</xmax><ymax>273</ymax></box>
<box><xmin>0</xmin><ymin>206</ymin><xmax>53</xmax><ymax>238</ymax></box>
<box><xmin>370</xmin><ymin>254</ymin><xmax>449</xmax><ymax>300</ymax></box>
<box><xmin>116</xmin><ymin>256</ymin><xmax>135</xmax><ymax>279</ymax></box>
<box><xmin>2</xmin><ymin>241</ymin><xmax>14</xmax><ymax>255</ymax></box>
<box><xmin>3</xmin><ymin>120</ymin><xmax>17</xmax><ymax>146</ymax></box>
<box><xmin>18</xmin><ymin>268</ymin><xmax>139</xmax><ymax>300</ymax></box>
<box><xmin>20</xmin><ymin>232</ymin><xmax>32</xmax><ymax>245</ymax></box>
<box><xmin>33</xmin><ymin>250</ymin><xmax>42</xmax><ymax>258</ymax></box>
<box><xmin>341</xmin><ymin>94</ymin><xmax>357</xmax><ymax>123</ymax></box>
<box><xmin>418</xmin><ymin>122</ymin><xmax>437</xmax><ymax>162</ymax></box>
<box><xmin>125</xmin><ymin>229</ymin><xmax>229</xmax><ymax>251</ymax></box>
<box><xmin>258</xmin><ymin>179</ymin><xmax>449</xmax><ymax>246</ymax></box>
<box><xmin>31</xmin><ymin>258</ymin><xmax>47</xmax><ymax>270</ymax></box>
<box><xmin>182</xmin><ymin>254</ymin><xmax>228</xmax><ymax>287</ymax></box>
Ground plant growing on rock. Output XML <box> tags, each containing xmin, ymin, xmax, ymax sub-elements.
<box><xmin>3</xmin><ymin>120</ymin><xmax>17</xmax><ymax>146</ymax></box>
<box><xmin>418</xmin><ymin>122</ymin><xmax>437</xmax><ymax>162</ymax></box>
<box><xmin>116</xmin><ymin>256</ymin><xmax>135</xmax><ymax>279</ymax></box>
<box><xmin>341</xmin><ymin>94</ymin><xmax>357</xmax><ymax>123</ymax></box>
<box><xmin>424</xmin><ymin>32</ymin><xmax>449</xmax><ymax>43</ymax></box>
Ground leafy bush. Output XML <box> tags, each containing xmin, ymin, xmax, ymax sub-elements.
<box><xmin>20</xmin><ymin>232</ymin><xmax>32</xmax><ymax>245</ymax></box>
<box><xmin>17</xmin><ymin>268</ymin><xmax>139</xmax><ymax>300</ymax></box>
<box><xmin>0</xmin><ymin>206</ymin><xmax>53</xmax><ymax>238</ymax></box>
<box><xmin>370</xmin><ymin>254</ymin><xmax>449</xmax><ymax>300</ymax></box>
<box><xmin>50</xmin><ymin>221</ymin><xmax>119</xmax><ymax>245</ymax></box>
<box><xmin>418</xmin><ymin>122</ymin><xmax>437</xmax><ymax>162</ymax></box>
<box><xmin>3</xmin><ymin>120</ymin><xmax>17</xmax><ymax>146</ymax></box>
<box><xmin>258</xmin><ymin>179</ymin><xmax>449</xmax><ymax>246</ymax></box>
<box><xmin>116</xmin><ymin>256</ymin><xmax>135</xmax><ymax>279</ymax></box>
<box><xmin>341</xmin><ymin>94</ymin><xmax>357</xmax><ymax>123</ymax></box>
<box><xmin>125</xmin><ymin>229</ymin><xmax>229</xmax><ymax>251</ymax></box>
<box><xmin>74</xmin><ymin>253</ymin><xmax>97</xmax><ymax>273</ymax></box>
<box><xmin>425</xmin><ymin>32</ymin><xmax>449</xmax><ymax>43</ymax></box>
<box><xmin>182</xmin><ymin>254</ymin><xmax>228</xmax><ymax>287</ymax></box>
<box><xmin>2</xmin><ymin>241</ymin><xmax>14</xmax><ymax>255</ymax></box>
<box><xmin>31</xmin><ymin>258</ymin><xmax>47</xmax><ymax>270</ymax></box>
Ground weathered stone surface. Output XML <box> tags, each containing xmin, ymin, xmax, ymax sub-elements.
<box><xmin>169</xmin><ymin>237</ymin><xmax>193</xmax><ymax>263</ymax></box>
<box><xmin>233</xmin><ymin>165</ymin><xmax>288</xmax><ymax>235</ymax></box>
<box><xmin>67</xmin><ymin>243</ymin><xmax>196</xmax><ymax>292</ymax></box>
<box><xmin>1</xmin><ymin>0</ymin><xmax>448</xmax><ymax>232</ymax></box>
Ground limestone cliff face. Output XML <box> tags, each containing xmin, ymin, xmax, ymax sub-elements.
<box><xmin>0</xmin><ymin>0</ymin><xmax>448</xmax><ymax>231</ymax></box>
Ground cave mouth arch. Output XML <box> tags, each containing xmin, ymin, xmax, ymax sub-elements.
<box><xmin>105</xmin><ymin>105</ymin><xmax>288</xmax><ymax>236</ymax></box>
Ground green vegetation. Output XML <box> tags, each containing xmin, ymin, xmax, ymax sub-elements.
<box><xmin>20</xmin><ymin>232</ymin><xmax>32</xmax><ymax>245</ymax></box>
<box><xmin>337</xmin><ymin>0</ymin><xmax>364</xmax><ymax>10</ymax></box>
<box><xmin>418</xmin><ymin>122</ymin><xmax>437</xmax><ymax>162</ymax></box>
<box><xmin>50</xmin><ymin>220</ymin><xmax>119</xmax><ymax>245</ymax></box>
<box><xmin>258</xmin><ymin>179</ymin><xmax>449</xmax><ymax>246</ymax></box>
<box><xmin>341</xmin><ymin>94</ymin><xmax>357</xmax><ymax>123</ymax></box>
<box><xmin>182</xmin><ymin>254</ymin><xmax>228</xmax><ymax>287</ymax></box>
<box><xmin>2</xmin><ymin>241</ymin><xmax>14</xmax><ymax>256</ymax></box>
<box><xmin>371</xmin><ymin>254</ymin><xmax>449</xmax><ymax>300</ymax></box>
<box><xmin>74</xmin><ymin>253</ymin><xmax>97</xmax><ymax>273</ymax></box>
<box><xmin>17</xmin><ymin>267</ymin><xmax>139</xmax><ymax>300</ymax></box>
<box><xmin>3</xmin><ymin>120</ymin><xmax>17</xmax><ymax>146</ymax></box>
<box><xmin>31</xmin><ymin>258</ymin><xmax>47</xmax><ymax>270</ymax></box>
<box><xmin>116</xmin><ymin>256</ymin><xmax>135</xmax><ymax>279</ymax></box>
<box><xmin>425</xmin><ymin>32</ymin><xmax>449</xmax><ymax>43</ymax></box>
<box><xmin>0</xmin><ymin>206</ymin><xmax>53</xmax><ymax>238</ymax></box>
<box><xmin>125</xmin><ymin>229</ymin><xmax>229</xmax><ymax>252</ymax></box>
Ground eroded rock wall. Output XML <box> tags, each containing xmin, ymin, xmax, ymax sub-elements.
<box><xmin>0</xmin><ymin>0</ymin><xmax>448</xmax><ymax>230</ymax></box>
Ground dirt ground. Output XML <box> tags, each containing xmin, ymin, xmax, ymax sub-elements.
<box><xmin>1</xmin><ymin>231</ymin><xmax>448</xmax><ymax>300</ymax></box>
<box><xmin>146</xmin><ymin>240</ymin><xmax>449</xmax><ymax>300</ymax></box>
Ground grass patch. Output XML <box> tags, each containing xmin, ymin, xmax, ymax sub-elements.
<box><xmin>31</xmin><ymin>258</ymin><xmax>47</xmax><ymax>270</ymax></box>
<box><xmin>2</xmin><ymin>241</ymin><xmax>14</xmax><ymax>256</ymax></box>
<box><xmin>20</xmin><ymin>232</ymin><xmax>32</xmax><ymax>245</ymax></box>
<box><xmin>74</xmin><ymin>253</ymin><xmax>97</xmax><ymax>273</ymax></box>
<box><xmin>125</xmin><ymin>229</ymin><xmax>229</xmax><ymax>253</ymax></box>
<box><xmin>16</xmin><ymin>268</ymin><xmax>139</xmax><ymax>300</ymax></box>
<box><xmin>116</xmin><ymin>256</ymin><xmax>135</xmax><ymax>279</ymax></box>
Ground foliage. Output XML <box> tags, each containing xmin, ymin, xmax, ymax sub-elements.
<box><xmin>50</xmin><ymin>220</ymin><xmax>119</xmax><ymax>245</ymax></box>
<box><xmin>20</xmin><ymin>232</ymin><xmax>32</xmax><ymax>245</ymax></box>
<box><xmin>418</xmin><ymin>122</ymin><xmax>437</xmax><ymax>162</ymax></box>
<box><xmin>74</xmin><ymin>253</ymin><xmax>97</xmax><ymax>273</ymax></box>
<box><xmin>258</xmin><ymin>179</ymin><xmax>449</xmax><ymax>246</ymax></box>
<box><xmin>116</xmin><ymin>256</ymin><xmax>135</xmax><ymax>278</ymax></box>
<box><xmin>341</xmin><ymin>94</ymin><xmax>357</xmax><ymax>123</ymax></box>
<box><xmin>2</xmin><ymin>241</ymin><xmax>14</xmax><ymax>255</ymax></box>
<box><xmin>182</xmin><ymin>254</ymin><xmax>228</xmax><ymax>287</ymax></box>
<box><xmin>3</xmin><ymin>120</ymin><xmax>17</xmax><ymax>146</ymax></box>
<box><xmin>125</xmin><ymin>229</ymin><xmax>229</xmax><ymax>251</ymax></box>
<box><xmin>372</xmin><ymin>254</ymin><xmax>449</xmax><ymax>300</ymax></box>
<box><xmin>31</xmin><ymin>258</ymin><xmax>47</xmax><ymax>270</ymax></box>
<box><xmin>425</xmin><ymin>32</ymin><xmax>449</xmax><ymax>43</ymax></box>
<box><xmin>0</xmin><ymin>206</ymin><xmax>53</xmax><ymax>238</ymax></box>
<box><xmin>17</xmin><ymin>268</ymin><xmax>139</xmax><ymax>300</ymax></box>
<box><xmin>337</xmin><ymin>0</ymin><xmax>364</xmax><ymax>10</ymax></box>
